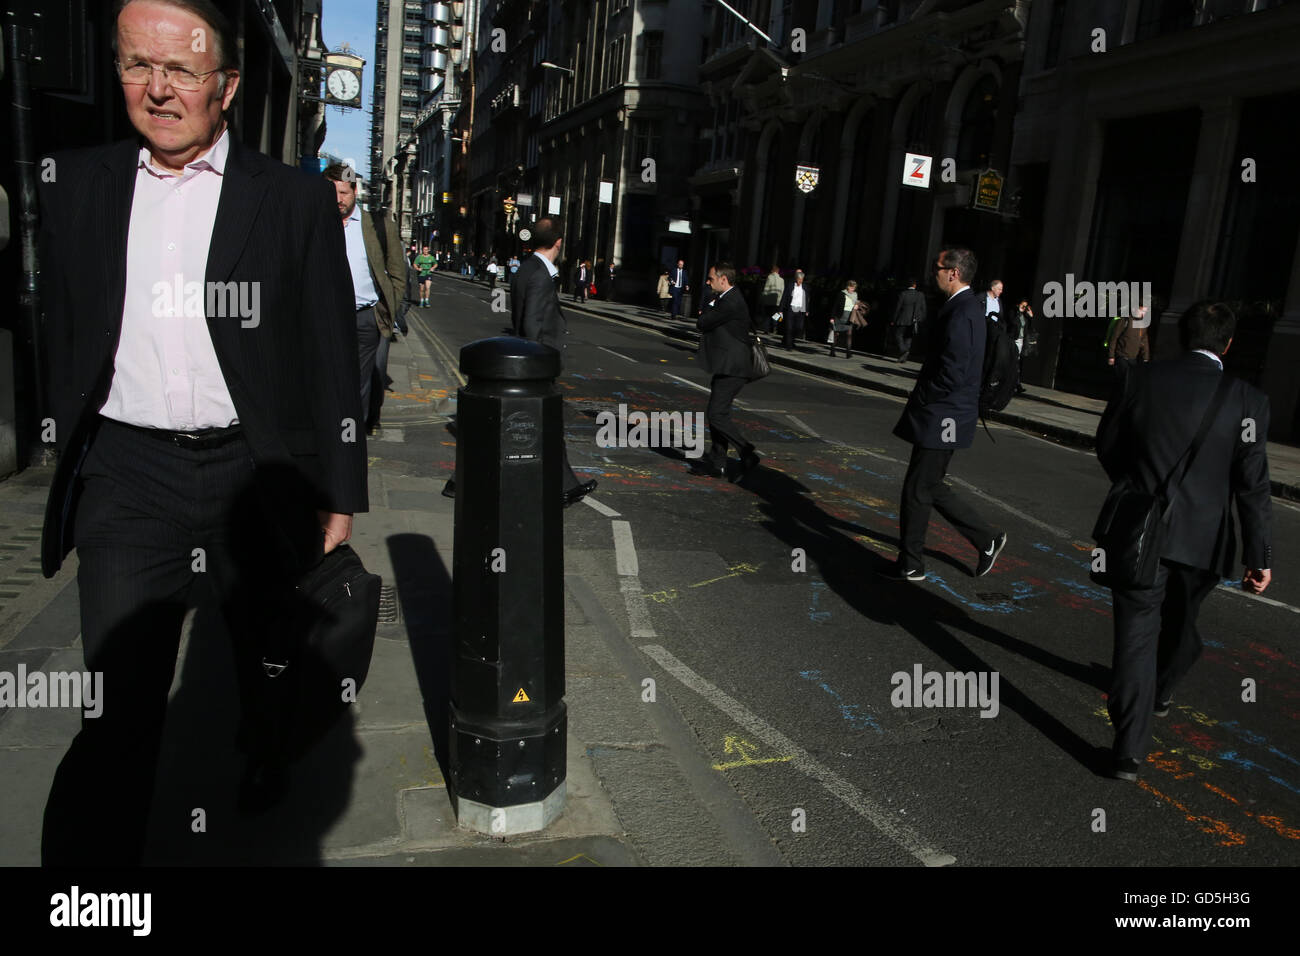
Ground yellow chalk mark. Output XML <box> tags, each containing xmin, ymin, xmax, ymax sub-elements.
<box><xmin>554</xmin><ymin>853</ymin><xmax>605</xmax><ymax>866</ymax></box>
<box><xmin>644</xmin><ymin>589</ymin><xmax>679</xmax><ymax>604</ymax></box>
<box><xmin>419</xmin><ymin>373</ymin><xmax>435</xmax><ymax>380</ymax></box>
<box><xmin>711</xmin><ymin>734</ymin><xmax>793</xmax><ymax>771</ymax></box>
<box><xmin>689</xmin><ymin>562</ymin><xmax>762</xmax><ymax>589</ymax></box>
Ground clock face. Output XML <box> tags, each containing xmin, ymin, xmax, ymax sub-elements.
<box><xmin>327</xmin><ymin>69</ymin><xmax>360</xmax><ymax>101</ymax></box>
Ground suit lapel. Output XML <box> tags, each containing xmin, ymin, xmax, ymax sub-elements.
<box><xmin>205</xmin><ymin>136</ymin><xmax>269</xmax><ymax>284</ymax></box>
<box><xmin>101</xmin><ymin>139</ymin><xmax>141</xmax><ymax>336</ymax></box>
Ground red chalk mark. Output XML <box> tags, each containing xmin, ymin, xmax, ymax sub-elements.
<box><xmin>1169</xmin><ymin>723</ymin><xmax>1217</xmax><ymax>752</ymax></box>
<box><xmin>1202</xmin><ymin>782</ymin><xmax>1239</xmax><ymax>804</ymax></box>
<box><xmin>1253</xmin><ymin>815</ymin><xmax>1300</xmax><ymax>840</ymax></box>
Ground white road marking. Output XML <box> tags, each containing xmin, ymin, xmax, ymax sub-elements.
<box><xmin>640</xmin><ymin>643</ymin><xmax>956</xmax><ymax>868</ymax></box>
<box><xmin>664</xmin><ymin>372</ymin><xmax>711</xmax><ymax>394</ymax></box>
<box><xmin>599</xmin><ymin>346</ymin><xmax>637</xmax><ymax>363</ymax></box>
<box><xmin>582</xmin><ymin>496</ymin><xmax>621</xmax><ymax>517</ymax></box>
<box><xmin>786</xmin><ymin>414</ymin><xmax>820</xmax><ymax>437</ymax></box>
<box><xmin>612</xmin><ymin>520</ymin><xmax>639</xmax><ymax>577</ymax></box>
<box><xmin>622</xmin><ymin>579</ymin><xmax>657</xmax><ymax>639</ymax></box>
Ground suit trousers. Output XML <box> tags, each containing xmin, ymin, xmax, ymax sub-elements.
<box><xmin>42</xmin><ymin>418</ymin><xmax>319</xmax><ymax>865</ymax></box>
<box><xmin>705</xmin><ymin>374</ymin><xmax>753</xmax><ymax>468</ymax></box>
<box><xmin>1108</xmin><ymin>561</ymin><xmax>1220</xmax><ymax>760</ymax></box>
<box><xmin>782</xmin><ymin>310</ymin><xmax>806</xmax><ymax>349</ymax></box>
<box><xmin>357</xmin><ymin>307</ymin><xmax>379</xmax><ymax>420</ymax></box>
<box><xmin>670</xmin><ymin>287</ymin><xmax>684</xmax><ymax>318</ymax></box>
<box><xmin>893</xmin><ymin>324</ymin><xmax>914</xmax><ymax>357</ymax></box>
<box><xmin>898</xmin><ymin>445</ymin><xmax>995</xmax><ymax>571</ymax></box>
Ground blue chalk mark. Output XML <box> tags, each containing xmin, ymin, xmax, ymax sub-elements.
<box><xmin>1053</xmin><ymin>577</ymin><xmax>1113</xmax><ymax>607</ymax></box>
<box><xmin>798</xmin><ymin>669</ymin><xmax>883</xmax><ymax>734</ymax></box>
<box><xmin>927</xmin><ymin>574</ymin><xmax>1019</xmax><ymax>614</ymax></box>
<box><xmin>809</xmin><ymin>579</ymin><xmax>832</xmax><ymax>623</ymax></box>
<box><xmin>1215</xmin><ymin>751</ymin><xmax>1300</xmax><ymax>795</ymax></box>
<box><xmin>1216</xmin><ymin>721</ymin><xmax>1300</xmax><ymax>770</ymax></box>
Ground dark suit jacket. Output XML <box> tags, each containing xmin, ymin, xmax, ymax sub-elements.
<box><xmin>778</xmin><ymin>281</ymin><xmax>811</xmax><ymax>313</ymax></box>
<box><xmin>891</xmin><ymin>288</ymin><xmax>927</xmax><ymax>328</ymax></box>
<box><xmin>360</xmin><ymin>206</ymin><xmax>407</xmax><ymax>338</ymax></box>
<box><xmin>893</xmin><ymin>287</ymin><xmax>985</xmax><ymax>450</ymax></box>
<box><xmin>1096</xmin><ymin>351</ymin><xmax>1272</xmax><ymax>575</ymax></box>
<box><xmin>670</xmin><ymin>266</ymin><xmax>689</xmax><ymax>291</ymax></box>
<box><xmin>37</xmin><ymin>135</ymin><xmax>368</xmax><ymax>577</ymax></box>
<box><xmin>512</xmin><ymin>253</ymin><xmax>566</xmax><ymax>362</ymax></box>
<box><xmin>697</xmin><ymin>287</ymin><xmax>754</xmax><ymax>378</ymax></box>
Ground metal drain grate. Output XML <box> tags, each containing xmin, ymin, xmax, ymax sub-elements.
<box><xmin>377</xmin><ymin>584</ymin><xmax>401</xmax><ymax>625</ymax></box>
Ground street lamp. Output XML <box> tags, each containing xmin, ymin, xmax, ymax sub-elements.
<box><xmin>539</xmin><ymin>61</ymin><xmax>574</xmax><ymax>77</ymax></box>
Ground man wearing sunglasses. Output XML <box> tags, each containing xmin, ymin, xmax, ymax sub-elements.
<box><xmin>885</xmin><ymin>247</ymin><xmax>1006</xmax><ymax>582</ymax></box>
<box><xmin>37</xmin><ymin>0</ymin><xmax>366</xmax><ymax>865</ymax></box>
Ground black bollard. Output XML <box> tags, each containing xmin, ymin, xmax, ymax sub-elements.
<box><xmin>449</xmin><ymin>337</ymin><xmax>566</xmax><ymax>834</ymax></box>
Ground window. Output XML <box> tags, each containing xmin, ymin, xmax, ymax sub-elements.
<box><xmin>640</xmin><ymin>31</ymin><xmax>663</xmax><ymax>80</ymax></box>
<box><xmin>1136</xmin><ymin>0</ymin><xmax>1197</xmax><ymax>41</ymax></box>
<box><xmin>629</xmin><ymin>118</ymin><xmax>660</xmax><ymax>170</ymax></box>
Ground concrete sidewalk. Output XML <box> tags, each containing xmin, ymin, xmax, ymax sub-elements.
<box><xmin>0</xmin><ymin>318</ymin><xmax>646</xmax><ymax>867</ymax></box>
<box><xmin>472</xmin><ymin>274</ymin><xmax>1300</xmax><ymax>503</ymax></box>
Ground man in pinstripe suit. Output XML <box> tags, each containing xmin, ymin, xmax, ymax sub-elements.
<box><xmin>37</xmin><ymin>0</ymin><xmax>367</xmax><ymax>865</ymax></box>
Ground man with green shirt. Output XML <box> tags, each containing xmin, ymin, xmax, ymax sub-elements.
<box><xmin>414</xmin><ymin>245</ymin><xmax>435</xmax><ymax>306</ymax></box>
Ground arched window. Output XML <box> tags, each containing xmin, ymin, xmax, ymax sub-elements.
<box><xmin>957</xmin><ymin>74</ymin><xmax>998</xmax><ymax>169</ymax></box>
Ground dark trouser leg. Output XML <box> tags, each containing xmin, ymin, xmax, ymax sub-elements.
<box><xmin>898</xmin><ymin>445</ymin><xmax>995</xmax><ymax>571</ymax></box>
<box><xmin>43</xmin><ymin>423</ymin><xmax>201</xmax><ymax>866</ymax></box>
<box><xmin>1153</xmin><ymin>564</ymin><xmax>1219</xmax><ymax>705</ymax></box>
<box><xmin>671</xmin><ymin>289</ymin><xmax>682</xmax><ymax>319</ymax></box>
<box><xmin>1109</xmin><ymin>563</ymin><xmax>1171</xmax><ymax>761</ymax></box>
<box><xmin>893</xmin><ymin>325</ymin><xmax>908</xmax><ymax>356</ymax></box>
<box><xmin>706</xmin><ymin>374</ymin><xmax>751</xmax><ymax>468</ymax></box>
<box><xmin>356</xmin><ymin>308</ymin><xmax>379</xmax><ymax>420</ymax></box>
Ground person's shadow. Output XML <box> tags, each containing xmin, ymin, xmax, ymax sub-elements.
<box><xmin>733</xmin><ymin>463</ymin><xmax>1109</xmax><ymax>773</ymax></box>
<box><xmin>144</xmin><ymin>464</ymin><xmax>368</xmax><ymax>864</ymax></box>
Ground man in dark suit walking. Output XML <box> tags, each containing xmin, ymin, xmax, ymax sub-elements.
<box><xmin>37</xmin><ymin>0</ymin><xmax>367</xmax><ymax>865</ymax></box>
<box><xmin>890</xmin><ymin>277</ymin><xmax>927</xmax><ymax>362</ymax></box>
<box><xmin>510</xmin><ymin>216</ymin><xmax>597</xmax><ymax>505</ymax></box>
<box><xmin>670</xmin><ymin>259</ymin><xmax>689</xmax><ymax>319</ymax></box>
<box><xmin>1096</xmin><ymin>301</ymin><xmax>1272</xmax><ymax>782</ymax></box>
<box><xmin>694</xmin><ymin>262</ymin><xmax>760</xmax><ymax>481</ymax></box>
<box><xmin>886</xmin><ymin>247</ymin><xmax>1005</xmax><ymax>581</ymax></box>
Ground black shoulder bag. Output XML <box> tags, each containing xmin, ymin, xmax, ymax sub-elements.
<box><xmin>1090</xmin><ymin>376</ymin><xmax>1231</xmax><ymax>590</ymax></box>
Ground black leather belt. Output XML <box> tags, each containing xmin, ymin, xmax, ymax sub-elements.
<box><xmin>112</xmin><ymin>419</ymin><xmax>244</xmax><ymax>450</ymax></box>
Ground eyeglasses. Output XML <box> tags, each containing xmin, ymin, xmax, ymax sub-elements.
<box><xmin>116</xmin><ymin>60</ymin><xmax>224</xmax><ymax>92</ymax></box>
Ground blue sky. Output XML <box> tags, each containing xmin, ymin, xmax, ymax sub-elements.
<box><xmin>318</xmin><ymin>0</ymin><xmax>377</xmax><ymax>180</ymax></box>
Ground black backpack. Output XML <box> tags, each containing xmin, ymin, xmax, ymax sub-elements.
<box><xmin>979</xmin><ymin>317</ymin><xmax>1018</xmax><ymax>419</ymax></box>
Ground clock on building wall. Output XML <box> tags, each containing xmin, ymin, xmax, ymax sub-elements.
<box><xmin>323</xmin><ymin>48</ymin><xmax>364</xmax><ymax>108</ymax></box>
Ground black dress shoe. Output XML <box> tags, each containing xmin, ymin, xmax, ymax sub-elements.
<box><xmin>563</xmin><ymin>479</ymin><xmax>598</xmax><ymax>507</ymax></box>
<box><xmin>735</xmin><ymin>449</ymin><xmax>761</xmax><ymax>481</ymax></box>
<box><xmin>1154</xmin><ymin>697</ymin><xmax>1173</xmax><ymax>717</ymax></box>
<box><xmin>441</xmin><ymin>478</ymin><xmax>456</xmax><ymax>499</ymax></box>
<box><xmin>688</xmin><ymin>460</ymin><xmax>724</xmax><ymax>478</ymax></box>
<box><xmin>1110</xmin><ymin>757</ymin><xmax>1140</xmax><ymax>782</ymax></box>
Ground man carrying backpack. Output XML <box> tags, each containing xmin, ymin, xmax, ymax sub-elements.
<box><xmin>883</xmin><ymin>247</ymin><xmax>1007</xmax><ymax>582</ymax></box>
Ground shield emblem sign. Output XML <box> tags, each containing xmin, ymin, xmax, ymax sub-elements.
<box><xmin>795</xmin><ymin>164</ymin><xmax>820</xmax><ymax>194</ymax></box>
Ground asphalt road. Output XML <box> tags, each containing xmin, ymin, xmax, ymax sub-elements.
<box><xmin>420</xmin><ymin>272</ymin><xmax>1300</xmax><ymax>867</ymax></box>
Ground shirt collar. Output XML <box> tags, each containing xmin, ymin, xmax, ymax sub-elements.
<box><xmin>949</xmin><ymin>284</ymin><xmax>971</xmax><ymax>302</ymax></box>
<box><xmin>533</xmin><ymin>250</ymin><xmax>558</xmax><ymax>277</ymax></box>
<box><xmin>138</xmin><ymin>126</ymin><xmax>230</xmax><ymax>179</ymax></box>
<box><xmin>1192</xmin><ymin>349</ymin><xmax>1225</xmax><ymax>370</ymax></box>
<box><xmin>345</xmin><ymin>205</ymin><xmax>361</xmax><ymax>227</ymax></box>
